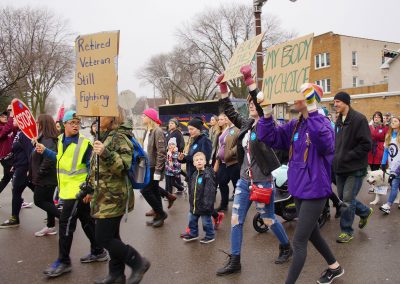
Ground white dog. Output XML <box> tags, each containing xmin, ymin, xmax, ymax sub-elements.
<box><xmin>366</xmin><ymin>169</ymin><xmax>399</xmax><ymax>205</ymax></box>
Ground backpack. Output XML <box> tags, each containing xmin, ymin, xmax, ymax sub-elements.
<box><xmin>122</xmin><ymin>135</ymin><xmax>151</xmax><ymax>189</ymax></box>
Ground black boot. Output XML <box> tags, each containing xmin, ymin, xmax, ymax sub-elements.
<box><xmin>275</xmin><ymin>244</ymin><xmax>293</xmax><ymax>264</ymax></box>
<box><xmin>126</xmin><ymin>250</ymin><xmax>151</xmax><ymax>284</ymax></box>
<box><xmin>94</xmin><ymin>274</ymin><xmax>126</xmax><ymax>284</ymax></box>
<box><xmin>153</xmin><ymin>212</ymin><xmax>168</xmax><ymax>228</ymax></box>
<box><xmin>216</xmin><ymin>254</ymin><xmax>241</xmax><ymax>276</ymax></box>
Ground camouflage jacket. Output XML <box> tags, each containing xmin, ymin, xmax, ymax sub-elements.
<box><xmin>90</xmin><ymin>122</ymin><xmax>134</xmax><ymax>219</ymax></box>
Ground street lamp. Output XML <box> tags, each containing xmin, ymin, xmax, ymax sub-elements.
<box><xmin>253</xmin><ymin>0</ymin><xmax>297</xmax><ymax>89</ymax></box>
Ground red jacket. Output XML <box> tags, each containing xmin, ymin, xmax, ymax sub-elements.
<box><xmin>368</xmin><ymin>124</ymin><xmax>387</xmax><ymax>165</ymax></box>
<box><xmin>0</xmin><ymin>117</ymin><xmax>15</xmax><ymax>159</ymax></box>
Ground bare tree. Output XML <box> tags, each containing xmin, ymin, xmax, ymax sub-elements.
<box><xmin>170</xmin><ymin>46</ymin><xmax>218</xmax><ymax>101</ymax></box>
<box><xmin>0</xmin><ymin>7</ymin><xmax>73</xmax><ymax>116</ymax></box>
<box><xmin>139</xmin><ymin>4</ymin><xmax>295</xmax><ymax>101</ymax></box>
<box><xmin>177</xmin><ymin>4</ymin><xmax>296</xmax><ymax>98</ymax></box>
<box><xmin>17</xmin><ymin>8</ymin><xmax>73</xmax><ymax>116</ymax></box>
<box><xmin>0</xmin><ymin>7</ymin><xmax>35</xmax><ymax>97</ymax></box>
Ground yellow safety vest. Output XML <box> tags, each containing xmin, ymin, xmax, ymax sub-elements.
<box><xmin>56</xmin><ymin>134</ymin><xmax>90</xmax><ymax>199</ymax></box>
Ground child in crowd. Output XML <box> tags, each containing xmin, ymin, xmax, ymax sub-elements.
<box><xmin>165</xmin><ymin>138</ymin><xmax>185</xmax><ymax>194</ymax></box>
<box><xmin>182</xmin><ymin>152</ymin><xmax>216</xmax><ymax>244</ymax></box>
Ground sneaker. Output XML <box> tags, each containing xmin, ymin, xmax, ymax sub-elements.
<box><xmin>35</xmin><ymin>226</ymin><xmax>57</xmax><ymax>237</ymax></box>
<box><xmin>200</xmin><ymin>237</ymin><xmax>215</xmax><ymax>244</ymax></box>
<box><xmin>44</xmin><ymin>260</ymin><xmax>72</xmax><ymax>278</ymax></box>
<box><xmin>0</xmin><ymin>216</ymin><xmax>19</xmax><ymax>228</ymax></box>
<box><xmin>21</xmin><ymin>201</ymin><xmax>33</xmax><ymax>209</ymax></box>
<box><xmin>182</xmin><ymin>234</ymin><xmax>199</xmax><ymax>242</ymax></box>
<box><xmin>80</xmin><ymin>250</ymin><xmax>109</xmax><ymax>263</ymax></box>
<box><xmin>336</xmin><ymin>232</ymin><xmax>353</xmax><ymax>243</ymax></box>
<box><xmin>317</xmin><ymin>266</ymin><xmax>344</xmax><ymax>284</ymax></box>
<box><xmin>379</xmin><ymin>203</ymin><xmax>391</xmax><ymax>214</ymax></box>
<box><xmin>359</xmin><ymin>207</ymin><xmax>373</xmax><ymax>229</ymax></box>
<box><xmin>180</xmin><ymin>227</ymin><xmax>191</xmax><ymax>238</ymax></box>
<box><xmin>214</xmin><ymin>212</ymin><xmax>225</xmax><ymax>230</ymax></box>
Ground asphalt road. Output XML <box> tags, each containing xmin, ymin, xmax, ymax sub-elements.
<box><xmin>0</xmin><ymin>177</ymin><xmax>399</xmax><ymax>284</ymax></box>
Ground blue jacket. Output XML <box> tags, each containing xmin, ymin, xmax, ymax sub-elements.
<box><xmin>180</xmin><ymin>134</ymin><xmax>212</xmax><ymax>181</ymax></box>
<box><xmin>257</xmin><ymin>112</ymin><xmax>334</xmax><ymax>199</ymax></box>
<box><xmin>12</xmin><ymin>131</ymin><xmax>33</xmax><ymax>169</ymax></box>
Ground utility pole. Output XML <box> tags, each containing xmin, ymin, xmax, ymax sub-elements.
<box><xmin>253</xmin><ymin>0</ymin><xmax>297</xmax><ymax>90</ymax></box>
<box><xmin>254</xmin><ymin>1</ymin><xmax>265</xmax><ymax>90</ymax></box>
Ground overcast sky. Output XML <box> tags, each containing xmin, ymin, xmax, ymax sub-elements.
<box><xmin>2</xmin><ymin>0</ymin><xmax>399</xmax><ymax>107</ymax></box>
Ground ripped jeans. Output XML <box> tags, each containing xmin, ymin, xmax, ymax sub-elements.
<box><xmin>231</xmin><ymin>178</ymin><xmax>289</xmax><ymax>256</ymax></box>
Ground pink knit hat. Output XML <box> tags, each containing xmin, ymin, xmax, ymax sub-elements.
<box><xmin>143</xmin><ymin>108</ymin><xmax>162</xmax><ymax>125</ymax></box>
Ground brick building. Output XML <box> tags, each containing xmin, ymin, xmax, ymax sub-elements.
<box><xmin>310</xmin><ymin>32</ymin><xmax>400</xmax><ymax>118</ymax></box>
<box><xmin>279</xmin><ymin>32</ymin><xmax>400</xmax><ymax>120</ymax></box>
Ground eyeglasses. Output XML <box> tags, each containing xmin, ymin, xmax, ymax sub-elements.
<box><xmin>66</xmin><ymin>121</ymin><xmax>80</xmax><ymax>126</ymax></box>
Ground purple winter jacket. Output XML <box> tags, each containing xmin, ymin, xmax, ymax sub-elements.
<box><xmin>257</xmin><ymin>111</ymin><xmax>334</xmax><ymax>199</ymax></box>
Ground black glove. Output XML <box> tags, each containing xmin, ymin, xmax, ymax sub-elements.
<box><xmin>388</xmin><ymin>174</ymin><xmax>396</xmax><ymax>187</ymax></box>
<box><xmin>381</xmin><ymin>164</ymin><xmax>387</xmax><ymax>172</ymax></box>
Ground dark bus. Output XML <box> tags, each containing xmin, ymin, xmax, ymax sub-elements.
<box><xmin>158</xmin><ymin>99</ymin><xmax>248</xmax><ymax>134</ymax></box>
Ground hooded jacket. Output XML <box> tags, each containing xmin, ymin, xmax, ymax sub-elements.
<box><xmin>189</xmin><ymin>167</ymin><xmax>216</xmax><ymax>215</ymax></box>
<box><xmin>257</xmin><ymin>111</ymin><xmax>334</xmax><ymax>199</ymax></box>
<box><xmin>333</xmin><ymin>108</ymin><xmax>372</xmax><ymax>174</ymax></box>
<box><xmin>180</xmin><ymin>133</ymin><xmax>212</xmax><ymax>180</ymax></box>
<box><xmin>90</xmin><ymin>122</ymin><xmax>135</xmax><ymax>219</ymax></box>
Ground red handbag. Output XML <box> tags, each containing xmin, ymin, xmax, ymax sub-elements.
<box><xmin>246</xmin><ymin>130</ymin><xmax>273</xmax><ymax>204</ymax></box>
<box><xmin>249</xmin><ymin>184</ymin><xmax>273</xmax><ymax>204</ymax></box>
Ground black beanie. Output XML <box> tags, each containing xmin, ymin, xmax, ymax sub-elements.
<box><xmin>188</xmin><ymin>117</ymin><xmax>203</xmax><ymax>130</ymax></box>
<box><xmin>334</xmin><ymin>92</ymin><xmax>351</xmax><ymax>105</ymax></box>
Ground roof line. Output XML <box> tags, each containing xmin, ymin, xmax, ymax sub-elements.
<box><xmin>314</xmin><ymin>31</ymin><xmax>400</xmax><ymax>45</ymax></box>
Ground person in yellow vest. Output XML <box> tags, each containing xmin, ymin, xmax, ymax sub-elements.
<box><xmin>36</xmin><ymin>111</ymin><xmax>107</xmax><ymax>278</ymax></box>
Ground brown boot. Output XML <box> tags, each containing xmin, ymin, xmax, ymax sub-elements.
<box><xmin>145</xmin><ymin>209</ymin><xmax>155</xmax><ymax>217</ymax></box>
<box><xmin>167</xmin><ymin>194</ymin><xmax>177</xmax><ymax>209</ymax></box>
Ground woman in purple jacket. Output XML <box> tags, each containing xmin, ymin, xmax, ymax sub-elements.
<box><xmin>254</xmin><ymin>78</ymin><xmax>344</xmax><ymax>284</ymax></box>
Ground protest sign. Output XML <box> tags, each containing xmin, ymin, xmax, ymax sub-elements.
<box><xmin>11</xmin><ymin>98</ymin><xmax>38</xmax><ymax>141</ymax></box>
<box><xmin>261</xmin><ymin>33</ymin><xmax>314</xmax><ymax>105</ymax></box>
<box><xmin>75</xmin><ymin>31</ymin><xmax>119</xmax><ymax>117</ymax></box>
<box><xmin>221</xmin><ymin>32</ymin><xmax>265</xmax><ymax>82</ymax></box>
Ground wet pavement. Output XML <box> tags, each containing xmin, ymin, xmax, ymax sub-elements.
<box><xmin>0</xmin><ymin>178</ymin><xmax>400</xmax><ymax>284</ymax></box>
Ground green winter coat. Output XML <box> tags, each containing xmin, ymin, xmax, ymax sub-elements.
<box><xmin>90</xmin><ymin>122</ymin><xmax>134</xmax><ymax>219</ymax></box>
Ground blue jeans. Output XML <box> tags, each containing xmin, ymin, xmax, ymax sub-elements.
<box><xmin>336</xmin><ymin>174</ymin><xmax>370</xmax><ymax>235</ymax></box>
<box><xmin>188</xmin><ymin>212</ymin><xmax>215</xmax><ymax>239</ymax></box>
<box><xmin>231</xmin><ymin>178</ymin><xmax>289</xmax><ymax>256</ymax></box>
<box><xmin>387</xmin><ymin>177</ymin><xmax>400</xmax><ymax>205</ymax></box>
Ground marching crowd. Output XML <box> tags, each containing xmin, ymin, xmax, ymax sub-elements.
<box><xmin>0</xmin><ymin>65</ymin><xmax>399</xmax><ymax>284</ymax></box>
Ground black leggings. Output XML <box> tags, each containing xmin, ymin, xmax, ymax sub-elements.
<box><xmin>165</xmin><ymin>175</ymin><xmax>184</xmax><ymax>193</ymax></box>
<box><xmin>285</xmin><ymin>198</ymin><xmax>336</xmax><ymax>284</ymax></box>
<box><xmin>96</xmin><ymin>216</ymin><xmax>138</xmax><ymax>276</ymax></box>
<box><xmin>140</xmin><ymin>168</ymin><xmax>165</xmax><ymax>215</ymax></box>
<box><xmin>34</xmin><ymin>185</ymin><xmax>60</xmax><ymax>227</ymax></box>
